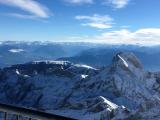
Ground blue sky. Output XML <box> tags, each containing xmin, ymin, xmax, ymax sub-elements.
<box><xmin>0</xmin><ymin>0</ymin><xmax>160</xmax><ymax>45</ymax></box>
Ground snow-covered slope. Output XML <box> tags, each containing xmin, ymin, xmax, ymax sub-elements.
<box><xmin>0</xmin><ymin>52</ymin><xmax>160</xmax><ymax>120</ymax></box>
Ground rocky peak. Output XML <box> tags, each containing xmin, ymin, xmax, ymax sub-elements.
<box><xmin>65</xmin><ymin>52</ymin><xmax>153</xmax><ymax>111</ymax></box>
<box><xmin>112</xmin><ymin>52</ymin><xmax>143</xmax><ymax>70</ymax></box>
<box><xmin>109</xmin><ymin>52</ymin><xmax>145</xmax><ymax>81</ymax></box>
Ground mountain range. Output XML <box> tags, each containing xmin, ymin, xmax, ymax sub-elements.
<box><xmin>1</xmin><ymin>41</ymin><xmax>160</xmax><ymax>72</ymax></box>
<box><xmin>0</xmin><ymin>52</ymin><xmax>160</xmax><ymax>120</ymax></box>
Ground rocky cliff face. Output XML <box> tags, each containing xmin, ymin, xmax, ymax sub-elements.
<box><xmin>0</xmin><ymin>52</ymin><xmax>160</xmax><ymax>120</ymax></box>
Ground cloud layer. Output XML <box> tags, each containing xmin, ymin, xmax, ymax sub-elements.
<box><xmin>65</xmin><ymin>0</ymin><xmax>130</xmax><ymax>8</ymax></box>
<box><xmin>64</xmin><ymin>0</ymin><xmax>93</xmax><ymax>4</ymax></box>
<box><xmin>65</xmin><ymin>28</ymin><xmax>160</xmax><ymax>46</ymax></box>
<box><xmin>75</xmin><ymin>14</ymin><xmax>113</xmax><ymax>29</ymax></box>
<box><xmin>0</xmin><ymin>0</ymin><xmax>50</xmax><ymax>19</ymax></box>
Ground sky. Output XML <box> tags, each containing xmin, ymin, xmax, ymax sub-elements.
<box><xmin>0</xmin><ymin>0</ymin><xmax>160</xmax><ymax>45</ymax></box>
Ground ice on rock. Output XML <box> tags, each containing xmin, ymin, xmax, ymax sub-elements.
<box><xmin>117</xmin><ymin>55</ymin><xmax>129</xmax><ymax>68</ymax></box>
<box><xmin>81</xmin><ymin>75</ymin><xmax>88</xmax><ymax>79</ymax></box>
<box><xmin>15</xmin><ymin>69</ymin><xmax>20</xmax><ymax>75</ymax></box>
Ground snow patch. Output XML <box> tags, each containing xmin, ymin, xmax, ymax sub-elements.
<box><xmin>81</xmin><ymin>74</ymin><xmax>88</xmax><ymax>79</ymax></box>
<box><xmin>31</xmin><ymin>61</ymin><xmax>70</xmax><ymax>65</ymax></box>
<box><xmin>9</xmin><ymin>49</ymin><xmax>24</xmax><ymax>53</ymax></box>
<box><xmin>16</xmin><ymin>69</ymin><xmax>20</xmax><ymax>75</ymax></box>
<box><xmin>118</xmin><ymin>55</ymin><xmax>129</xmax><ymax>67</ymax></box>
<box><xmin>16</xmin><ymin>69</ymin><xmax>30</xmax><ymax>77</ymax></box>
<box><xmin>99</xmin><ymin>96</ymin><xmax>118</xmax><ymax>109</ymax></box>
<box><xmin>75</xmin><ymin>64</ymin><xmax>97</xmax><ymax>70</ymax></box>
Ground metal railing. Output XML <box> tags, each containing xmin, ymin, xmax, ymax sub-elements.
<box><xmin>0</xmin><ymin>103</ymin><xmax>75</xmax><ymax>120</ymax></box>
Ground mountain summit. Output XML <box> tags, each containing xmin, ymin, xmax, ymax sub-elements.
<box><xmin>0</xmin><ymin>52</ymin><xmax>160</xmax><ymax>120</ymax></box>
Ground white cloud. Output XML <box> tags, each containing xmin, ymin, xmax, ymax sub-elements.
<box><xmin>64</xmin><ymin>0</ymin><xmax>93</xmax><ymax>4</ymax></box>
<box><xmin>0</xmin><ymin>0</ymin><xmax>51</xmax><ymax>18</ymax></box>
<box><xmin>75</xmin><ymin>14</ymin><xmax>114</xmax><ymax>29</ymax></box>
<box><xmin>105</xmin><ymin>0</ymin><xmax>130</xmax><ymax>8</ymax></box>
<box><xmin>64</xmin><ymin>0</ymin><xmax>130</xmax><ymax>8</ymax></box>
<box><xmin>7</xmin><ymin>13</ymin><xmax>37</xmax><ymax>19</ymax></box>
<box><xmin>64</xmin><ymin>28</ymin><xmax>160</xmax><ymax>46</ymax></box>
<box><xmin>95</xmin><ymin>28</ymin><xmax>160</xmax><ymax>45</ymax></box>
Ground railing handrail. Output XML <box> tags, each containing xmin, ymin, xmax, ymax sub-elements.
<box><xmin>0</xmin><ymin>103</ymin><xmax>75</xmax><ymax>120</ymax></box>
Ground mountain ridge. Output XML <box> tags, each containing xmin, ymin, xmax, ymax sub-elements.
<box><xmin>0</xmin><ymin>52</ymin><xmax>160</xmax><ymax>119</ymax></box>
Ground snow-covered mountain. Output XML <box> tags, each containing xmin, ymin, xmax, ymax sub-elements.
<box><xmin>0</xmin><ymin>52</ymin><xmax>160</xmax><ymax>120</ymax></box>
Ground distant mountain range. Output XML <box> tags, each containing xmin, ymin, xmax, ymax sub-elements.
<box><xmin>58</xmin><ymin>45</ymin><xmax>160</xmax><ymax>71</ymax></box>
<box><xmin>1</xmin><ymin>41</ymin><xmax>160</xmax><ymax>71</ymax></box>
<box><xmin>0</xmin><ymin>41</ymin><xmax>96</xmax><ymax>68</ymax></box>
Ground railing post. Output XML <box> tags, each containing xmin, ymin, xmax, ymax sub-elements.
<box><xmin>4</xmin><ymin>112</ymin><xmax>7</xmax><ymax>120</ymax></box>
<box><xmin>16</xmin><ymin>115</ymin><xmax>19</xmax><ymax>120</ymax></box>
